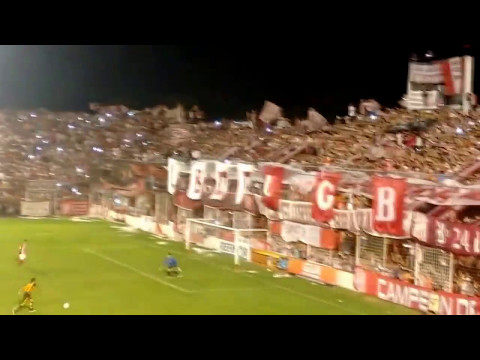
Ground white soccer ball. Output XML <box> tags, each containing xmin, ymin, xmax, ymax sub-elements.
<box><xmin>63</xmin><ymin>302</ymin><xmax>70</xmax><ymax>309</ymax></box>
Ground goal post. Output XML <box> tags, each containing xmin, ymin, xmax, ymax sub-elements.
<box><xmin>184</xmin><ymin>218</ymin><xmax>267</xmax><ymax>266</ymax></box>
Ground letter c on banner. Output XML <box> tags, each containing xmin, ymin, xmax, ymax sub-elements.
<box><xmin>263</xmin><ymin>175</ymin><xmax>273</xmax><ymax>197</ymax></box>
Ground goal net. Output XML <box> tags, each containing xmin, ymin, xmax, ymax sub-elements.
<box><xmin>185</xmin><ymin>218</ymin><xmax>268</xmax><ymax>265</ymax></box>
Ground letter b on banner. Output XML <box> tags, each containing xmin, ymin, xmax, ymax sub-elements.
<box><xmin>372</xmin><ymin>176</ymin><xmax>406</xmax><ymax>237</ymax></box>
<box><xmin>376</xmin><ymin>187</ymin><xmax>396</xmax><ymax>221</ymax></box>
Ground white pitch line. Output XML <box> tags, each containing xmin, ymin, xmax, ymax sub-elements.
<box><xmin>83</xmin><ymin>248</ymin><xmax>193</xmax><ymax>294</ymax></box>
<box><xmin>143</xmin><ymin>242</ymin><xmax>365</xmax><ymax>314</ymax></box>
<box><xmin>265</xmin><ymin>281</ymin><xmax>366</xmax><ymax>315</ymax></box>
<box><xmin>193</xmin><ymin>287</ymin><xmax>259</xmax><ymax>293</ymax></box>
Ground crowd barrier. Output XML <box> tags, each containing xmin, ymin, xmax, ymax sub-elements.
<box><xmin>354</xmin><ymin>267</ymin><xmax>480</xmax><ymax>315</ymax></box>
<box><xmin>250</xmin><ymin>249</ymin><xmax>355</xmax><ymax>291</ymax></box>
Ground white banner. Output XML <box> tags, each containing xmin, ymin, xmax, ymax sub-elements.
<box><xmin>236</xmin><ymin>163</ymin><xmax>255</xmax><ymax>204</ymax></box>
<box><xmin>167</xmin><ymin>158</ymin><xmax>189</xmax><ymax>194</ymax></box>
<box><xmin>187</xmin><ymin>161</ymin><xmax>207</xmax><ymax>200</ymax></box>
<box><xmin>21</xmin><ymin>201</ymin><xmax>51</xmax><ymax>217</ymax></box>
<box><xmin>409</xmin><ymin>62</ymin><xmax>444</xmax><ymax>84</ymax></box>
<box><xmin>234</xmin><ymin>234</ymin><xmax>252</xmax><ymax>261</ymax></box>
<box><xmin>280</xmin><ymin>221</ymin><xmax>321</xmax><ymax>247</ymax></box>
<box><xmin>210</xmin><ymin>161</ymin><xmax>230</xmax><ymax>201</ymax></box>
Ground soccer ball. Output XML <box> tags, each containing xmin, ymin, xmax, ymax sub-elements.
<box><xmin>63</xmin><ymin>303</ymin><xmax>70</xmax><ymax>309</ymax></box>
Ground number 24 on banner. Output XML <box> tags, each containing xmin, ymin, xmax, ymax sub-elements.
<box><xmin>312</xmin><ymin>172</ymin><xmax>341</xmax><ymax>223</ymax></box>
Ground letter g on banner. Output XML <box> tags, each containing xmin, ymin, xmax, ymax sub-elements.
<box><xmin>312</xmin><ymin>172</ymin><xmax>341</xmax><ymax>223</ymax></box>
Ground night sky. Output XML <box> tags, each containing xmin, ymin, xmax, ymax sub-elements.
<box><xmin>0</xmin><ymin>45</ymin><xmax>476</xmax><ymax>120</ymax></box>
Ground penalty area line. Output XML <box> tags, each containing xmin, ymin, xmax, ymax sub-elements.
<box><xmin>83</xmin><ymin>248</ymin><xmax>193</xmax><ymax>294</ymax></box>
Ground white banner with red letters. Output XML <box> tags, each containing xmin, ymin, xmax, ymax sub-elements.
<box><xmin>372</xmin><ymin>176</ymin><xmax>407</xmax><ymax>237</ymax></box>
<box><xmin>236</xmin><ymin>163</ymin><xmax>255</xmax><ymax>204</ymax></box>
<box><xmin>167</xmin><ymin>158</ymin><xmax>189</xmax><ymax>194</ymax></box>
<box><xmin>187</xmin><ymin>161</ymin><xmax>207</xmax><ymax>200</ymax></box>
<box><xmin>210</xmin><ymin>161</ymin><xmax>229</xmax><ymax>201</ymax></box>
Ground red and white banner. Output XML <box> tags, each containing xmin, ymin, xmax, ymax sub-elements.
<box><xmin>262</xmin><ymin>166</ymin><xmax>284</xmax><ymax>211</ymax></box>
<box><xmin>187</xmin><ymin>161</ymin><xmax>207</xmax><ymax>200</ymax></box>
<box><xmin>424</xmin><ymin>218</ymin><xmax>480</xmax><ymax>256</ymax></box>
<box><xmin>60</xmin><ymin>200</ymin><xmax>89</xmax><ymax>216</ymax></box>
<box><xmin>409</xmin><ymin>57</ymin><xmax>464</xmax><ymax>95</ymax></box>
<box><xmin>259</xmin><ymin>101</ymin><xmax>282</xmax><ymax>124</ymax></box>
<box><xmin>354</xmin><ymin>267</ymin><xmax>480</xmax><ymax>315</ymax></box>
<box><xmin>236</xmin><ymin>163</ymin><xmax>254</xmax><ymax>204</ymax></box>
<box><xmin>372</xmin><ymin>176</ymin><xmax>406</xmax><ymax>237</ymax></box>
<box><xmin>312</xmin><ymin>172</ymin><xmax>341</xmax><ymax>223</ymax></box>
<box><xmin>210</xmin><ymin>161</ymin><xmax>229</xmax><ymax>201</ymax></box>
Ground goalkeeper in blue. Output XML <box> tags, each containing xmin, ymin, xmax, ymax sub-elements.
<box><xmin>164</xmin><ymin>253</ymin><xmax>182</xmax><ymax>277</ymax></box>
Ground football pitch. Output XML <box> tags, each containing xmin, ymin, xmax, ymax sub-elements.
<box><xmin>0</xmin><ymin>218</ymin><xmax>418</xmax><ymax>315</ymax></box>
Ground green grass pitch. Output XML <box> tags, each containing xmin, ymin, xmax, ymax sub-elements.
<box><xmin>0</xmin><ymin>218</ymin><xmax>418</xmax><ymax>315</ymax></box>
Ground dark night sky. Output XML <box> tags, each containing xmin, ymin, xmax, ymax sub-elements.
<box><xmin>0</xmin><ymin>45</ymin><xmax>476</xmax><ymax>120</ymax></box>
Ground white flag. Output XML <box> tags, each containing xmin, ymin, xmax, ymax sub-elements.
<box><xmin>259</xmin><ymin>101</ymin><xmax>282</xmax><ymax>124</ymax></box>
<box><xmin>236</xmin><ymin>163</ymin><xmax>255</xmax><ymax>204</ymax></box>
<box><xmin>307</xmin><ymin>108</ymin><xmax>328</xmax><ymax>127</ymax></box>
<box><xmin>187</xmin><ymin>161</ymin><xmax>207</xmax><ymax>200</ymax></box>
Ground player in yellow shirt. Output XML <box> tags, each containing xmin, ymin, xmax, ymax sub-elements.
<box><xmin>13</xmin><ymin>278</ymin><xmax>37</xmax><ymax>314</ymax></box>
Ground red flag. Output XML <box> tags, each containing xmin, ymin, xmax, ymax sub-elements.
<box><xmin>372</xmin><ymin>176</ymin><xmax>406</xmax><ymax>236</ymax></box>
<box><xmin>261</xmin><ymin>166</ymin><xmax>284</xmax><ymax>211</ymax></box>
<box><xmin>312</xmin><ymin>172</ymin><xmax>341</xmax><ymax>223</ymax></box>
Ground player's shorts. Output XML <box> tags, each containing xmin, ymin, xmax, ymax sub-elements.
<box><xmin>19</xmin><ymin>254</ymin><xmax>26</xmax><ymax>261</ymax></box>
<box><xmin>21</xmin><ymin>292</ymin><xmax>32</xmax><ymax>304</ymax></box>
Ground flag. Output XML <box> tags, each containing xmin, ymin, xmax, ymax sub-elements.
<box><xmin>261</xmin><ymin>166</ymin><xmax>284</xmax><ymax>211</ymax></box>
<box><xmin>259</xmin><ymin>101</ymin><xmax>282</xmax><ymax>124</ymax></box>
